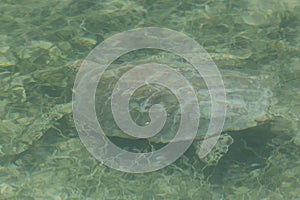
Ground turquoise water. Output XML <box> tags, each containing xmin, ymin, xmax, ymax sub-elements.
<box><xmin>0</xmin><ymin>0</ymin><xmax>300</xmax><ymax>199</ymax></box>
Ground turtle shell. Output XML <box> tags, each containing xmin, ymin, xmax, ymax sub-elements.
<box><xmin>93</xmin><ymin>57</ymin><xmax>274</xmax><ymax>143</ymax></box>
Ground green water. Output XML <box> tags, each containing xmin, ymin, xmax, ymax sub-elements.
<box><xmin>0</xmin><ymin>0</ymin><xmax>300</xmax><ymax>199</ymax></box>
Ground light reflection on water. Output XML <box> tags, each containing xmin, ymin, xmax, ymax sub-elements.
<box><xmin>0</xmin><ymin>0</ymin><xmax>299</xmax><ymax>199</ymax></box>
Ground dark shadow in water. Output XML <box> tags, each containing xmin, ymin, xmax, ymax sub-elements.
<box><xmin>203</xmin><ymin>124</ymin><xmax>275</xmax><ymax>185</ymax></box>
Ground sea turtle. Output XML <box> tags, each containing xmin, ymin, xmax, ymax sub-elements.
<box><xmin>84</xmin><ymin>55</ymin><xmax>276</xmax><ymax>166</ymax></box>
<box><xmin>74</xmin><ymin>53</ymin><xmax>296</xmax><ymax>167</ymax></box>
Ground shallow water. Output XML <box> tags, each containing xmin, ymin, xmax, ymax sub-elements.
<box><xmin>0</xmin><ymin>0</ymin><xmax>299</xmax><ymax>199</ymax></box>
